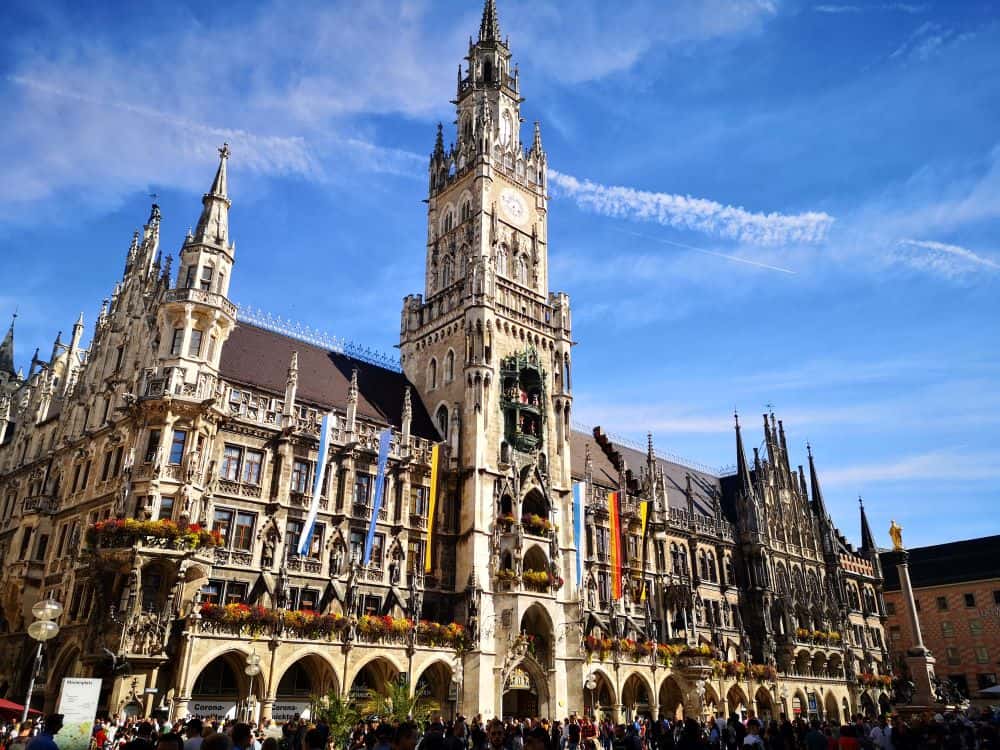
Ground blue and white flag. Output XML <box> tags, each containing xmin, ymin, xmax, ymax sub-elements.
<box><xmin>297</xmin><ymin>412</ymin><xmax>335</xmax><ymax>556</ymax></box>
<box><xmin>363</xmin><ymin>428</ymin><xmax>393</xmax><ymax>565</ymax></box>
<box><xmin>573</xmin><ymin>481</ymin><xmax>586</xmax><ymax>585</ymax></box>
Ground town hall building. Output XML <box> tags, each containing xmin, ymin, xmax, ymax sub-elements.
<box><xmin>0</xmin><ymin>0</ymin><xmax>891</xmax><ymax>725</ymax></box>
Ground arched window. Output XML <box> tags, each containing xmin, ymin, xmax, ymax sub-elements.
<box><xmin>442</xmin><ymin>258</ymin><xmax>453</xmax><ymax>287</ymax></box>
<box><xmin>461</xmin><ymin>200</ymin><xmax>472</xmax><ymax>222</ymax></box>
<box><xmin>444</xmin><ymin>350</ymin><xmax>455</xmax><ymax>382</ymax></box>
<box><xmin>428</xmin><ymin>359</ymin><xmax>438</xmax><ymax>390</ymax></box>
<box><xmin>514</xmin><ymin>256</ymin><xmax>527</xmax><ymax>284</ymax></box>
<box><xmin>441</xmin><ymin>209</ymin><xmax>454</xmax><ymax>235</ymax></box>
<box><xmin>496</xmin><ymin>245</ymin><xmax>508</xmax><ymax>276</ymax></box>
<box><xmin>462</xmin><ymin>115</ymin><xmax>473</xmax><ymax>141</ymax></box>
<box><xmin>435</xmin><ymin>405</ymin><xmax>449</xmax><ymax>440</ymax></box>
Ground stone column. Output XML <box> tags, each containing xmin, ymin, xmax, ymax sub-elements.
<box><xmin>895</xmin><ymin>550</ymin><xmax>937</xmax><ymax>707</ymax></box>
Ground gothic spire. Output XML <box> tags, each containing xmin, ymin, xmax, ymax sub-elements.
<box><xmin>192</xmin><ymin>143</ymin><xmax>232</xmax><ymax>249</ymax></box>
<box><xmin>735</xmin><ymin>412</ymin><xmax>753</xmax><ymax>498</ymax></box>
<box><xmin>859</xmin><ymin>496</ymin><xmax>876</xmax><ymax>552</ymax></box>
<box><xmin>479</xmin><ymin>0</ymin><xmax>502</xmax><ymax>43</ymax></box>
<box><xmin>0</xmin><ymin>314</ymin><xmax>16</xmax><ymax>377</ymax></box>
<box><xmin>807</xmin><ymin>443</ymin><xmax>829</xmax><ymax>519</ymax></box>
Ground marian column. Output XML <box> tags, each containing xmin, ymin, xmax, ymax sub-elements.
<box><xmin>889</xmin><ymin>521</ymin><xmax>938</xmax><ymax>708</ymax></box>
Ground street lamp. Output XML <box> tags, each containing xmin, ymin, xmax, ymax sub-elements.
<box><xmin>244</xmin><ymin>651</ymin><xmax>262</xmax><ymax>722</ymax></box>
<box><xmin>23</xmin><ymin>599</ymin><xmax>63</xmax><ymax>722</ymax></box>
<box><xmin>585</xmin><ymin>673</ymin><xmax>597</xmax><ymax>719</ymax></box>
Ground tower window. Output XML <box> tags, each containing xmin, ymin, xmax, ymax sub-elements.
<box><xmin>436</xmin><ymin>405</ymin><xmax>449</xmax><ymax>440</ymax></box>
<box><xmin>170</xmin><ymin>328</ymin><xmax>184</xmax><ymax>356</ymax></box>
<box><xmin>200</xmin><ymin>266</ymin><xmax>213</xmax><ymax>291</ymax></box>
<box><xmin>188</xmin><ymin>329</ymin><xmax>203</xmax><ymax>357</ymax></box>
<box><xmin>185</xmin><ymin>265</ymin><xmax>197</xmax><ymax>288</ymax></box>
<box><xmin>169</xmin><ymin>430</ymin><xmax>187</xmax><ymax>465</ymax></box>
<box><xmin>428</xmin><ymin>358</ymin><xmax>438</xmax><ymax>390</ymax></box>
<box><xmin>445</xmin><ymin>350</ymin><xmax>455</xmax><ymax>382</ymax></box>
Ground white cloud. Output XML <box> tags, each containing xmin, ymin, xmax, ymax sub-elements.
<box><xmin>549</xmin><ymin>170</ymin><xmax>834</xmax><ymax>245</ymax></box>
<box><xmin>894</xmin><ymin>238</ymin><xmax>1000</xmax><ymax>279</ymax></box>
<box><xmin>814</xmin><ymin>3</ymin><xmax>927</xmax><ymax>14</ymax></box>
<box><xmin>823</xmin><ymin>449</ymin><xmax>1000</xmax><ymax>485</ymax></box>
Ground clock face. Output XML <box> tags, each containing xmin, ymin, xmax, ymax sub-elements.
<box><xmin>500</xmin><ymin>188</ymin><xmax>527</xmax><ymax>225</ymax></box>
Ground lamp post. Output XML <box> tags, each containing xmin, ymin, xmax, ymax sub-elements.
<box><xmin>23</xmin><ymin>599</ymin><xmax>63</xmax><ymax>723</ymax></box>
<box><xmin>585</xmin><ymin>673</ymin><xmax>597</xmax><ymax>719</ymax></box>
<box><xmin>244</xmin><ymin>651</ymin><xmax>262</xmax><ymax>723</ymax></box>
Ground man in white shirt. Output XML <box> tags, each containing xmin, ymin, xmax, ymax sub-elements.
<box><xmin>183</xmin><ymin>719</ymin><xmax>204</xmax><ymax>750</ymax></box>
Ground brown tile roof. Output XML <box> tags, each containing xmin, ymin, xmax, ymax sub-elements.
<box><xmin>569</xmin><ymin>429</ymin><xmax>723</xmax><ymax>516</ymax></box>
<box><xmin>219</xmin><ymin>323</ymin><xmax>438</xmax><ymax>440</ymax></box>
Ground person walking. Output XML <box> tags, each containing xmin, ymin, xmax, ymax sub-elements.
<box><xmin>25</xmin><ymin>715</ymin><xmax>62</xmax><ymax>750</ymax></box>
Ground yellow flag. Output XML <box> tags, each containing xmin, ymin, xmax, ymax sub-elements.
<box><xmin>424</xmin><ymin>444</ymin><xmax>440</xmax><ymax>573</ymax></box>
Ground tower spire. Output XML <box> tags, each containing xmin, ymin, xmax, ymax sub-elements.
<box><xmin>859</xmin><ymin>495</ymin><xmax>876</xmax><ymax>552</ymax></box>
<box><xmin>192</xmin><ymin>143</ymin><xmax>232</xmax><ymax>248</ymax></box>
<box><xmin>0</xmin><ymin>314</ymin><xmax>16</xmax><ymax>378</ymax></box>
<box><xmin>807</xmin><ymin>443</ymin><xmax>829</xmax><ymax>518</ymax></box>
<box><xmin>479</xmin><ymin>0</ymin><xmax>502</xmax><ymax>43</ymax></box>
<box><xmin>735</xmin><ymin>411</ymin><xmax>753</xmax><ymax>498</ymax></box>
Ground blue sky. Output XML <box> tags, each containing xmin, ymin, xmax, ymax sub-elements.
<box><xmin>1</xmin><ymin>0</ymin><xmax>997</xmax><ymax>548</ymax></box>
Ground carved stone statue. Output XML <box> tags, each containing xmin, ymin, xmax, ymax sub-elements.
<box><xmin>183</xmin><ymin>442</ymin><xmax>201</xmax><ymax>484</ymax></box>
<box><xmin>345</xmin><ymin>559</ymin><xmax>359</xmax><ymax>616</ymax></box>
<box><xmin>408</xmin><ymin>571</ymin><xmax>424</xmax><ymax>621</ymax></box>
<box><xmin>261</xmin><ymin>519</ymin><xmax>281</xmax><ymax>569</ymax></box>
<box><xmin>889</xmin><ymin>520</ymin><xmax>904</xmax><ymax>551</ymax></box>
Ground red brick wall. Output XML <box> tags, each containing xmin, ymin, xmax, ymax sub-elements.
<box><xmin>884</xmin><ymin>577</ymin><xmax>1000</xmax><ymax>696</ymax></box>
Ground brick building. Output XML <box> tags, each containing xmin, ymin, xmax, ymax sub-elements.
<box><xmin>881</xmin><ymin>536</ymin><xmax>1000</xmax><ymax>698</ymax></box>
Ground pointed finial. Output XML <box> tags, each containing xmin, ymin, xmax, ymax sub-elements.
<box><xmin>434</xmin><ymin>123</ymin><xmax>445</xmax><ymax>156</ymax></box>
<box><xmin>734</xmin><ymin>409</ymin><xmax>739</xmax><ymax>428</ymax></box>
<box><xmin>858</xmin><ymin>495</ymin><xmax>864</xmax><ymax>508</ymax></box>
<box><xmin>75</xmin><ymin>311</ymin><xmax>84</xmax><ymax>327</ymax></box>
<box><xmin>479</xmin><ymin>0</ymin><xmax>502</xmax><ymax>42</ymax></box>
<box><xmin>219</xmin><ymin>142</ymin><xmax>231</xmax><ymax>161</ymax></box>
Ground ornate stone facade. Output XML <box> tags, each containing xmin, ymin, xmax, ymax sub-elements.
<box><xmin>0</xmin><ymin>0</ymin><xmax>889</xmax><ymax>725</ymax></box>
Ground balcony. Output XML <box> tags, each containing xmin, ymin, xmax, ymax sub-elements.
<box><xmin>22</xmin><ymin>494</ymin><xmax>59</xmax><ymax>515</ymax></box>
<box><xmin>163</xmin><ymin>287</ymin><xmax>237</xmax><ymax>317</ymax></box>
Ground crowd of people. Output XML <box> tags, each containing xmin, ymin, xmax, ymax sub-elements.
<box><xmin>3</xmin><ymin>707</ymin><xmax>1000</xmax><ymax>750</ymax></box>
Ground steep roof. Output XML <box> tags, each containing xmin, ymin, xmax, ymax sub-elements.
<box><xmin>569</xmin><ymin>429</ymin><xmax>722</xmax><ymax>516</ymax></box>
<box><xmin>219</xmin><ymin>323</ymin><xmax>438</xmax><ymax>440</ymax></box>
<box><xmin>880</xmin><ymin>535</ymin><xmax>1000</xmax><ymax>590</ymax></box>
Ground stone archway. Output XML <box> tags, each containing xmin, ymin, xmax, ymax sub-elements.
<box><xmin>825</xmin><ymin>692</ymin><xmax>840</xmax><ymax>724</ymax></box>
<box><xmin>859</xmin><ymin>691</ymin><xmax>876</xmax><ymax>717</ymax></box>
<box><xmin>502</xmin><ymin>656</ymin><xmax>549</xmax><ymax>720</ymax></box>
<box><xmin>703</xmin><ymin>684</ymin><xmax>721</xmax><ymax>718</ymax></box>
<box><xmin>658</xmin><ymin>675</ymin><xmax>684</xmax><ymax>721</ymax></box>
<box><xmin>584</xmin><ymin>669</ymin><xmax>615</xmax><ymax>720</ymax></box>
<box><xmin>350</xmin><ymin>657</ymin><xmax>400</xmax><ymax>703</ymax></box>
<box><xmin>520</xmin><ymin>603</ymin><xmax>555</xmax><ymax>669</ymax></box>
<box><xmin>189</xmin><ymin>652</ymin><xmax>259</xmax><ymax>720</ymax></box>
<box><xmin>754</xmin><ymin>686</ymin><xmax>774</xmax><ymax>721</ymax></box>
<box><xmin>791</xmin><ymin>689</ymin><xmax>808</xmax><ymax>720</ymax></box>
<box><xmin>414</xmin><ymin>660</ymin><xmax>455</xmax><ymax>719</ymax></box>
<box><xmin>272</xmin><ymin>653</ymin><xmax>339</xmax><ymax>722</ymax></box>
<box><xmin>726</xmin><ymin>684</ymin><xmax>748</xmax><ymax>718</ymax></box>
<box><xmin>620</xmin><ymin>672</ymin><xmax>653</xmax><ymax>721</ymax></box>
<box><xmin>878</xmin><ymin>692</ymin><xmax>891</xmax><ymax>716</ymax></box>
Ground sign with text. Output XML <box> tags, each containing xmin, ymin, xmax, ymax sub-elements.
<box><xmin>190</xmin><ymin>701</ymin><xmax>237</xmax><ymax>719</ymax></box>
<box><xmin>55</xmin><ymin>678</ymin><xmax>102</xmax><ymax>750</ymax></box>
<box><xmin>271</xmin><ymin>702</ymin><xmax>311</xmax><ymax>722</ymax></box>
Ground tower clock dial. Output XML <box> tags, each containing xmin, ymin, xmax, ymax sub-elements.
<box><xmin>500</xmin><ymin>188</ymin><xmax>527</xmax><ymax>225</ymax></box>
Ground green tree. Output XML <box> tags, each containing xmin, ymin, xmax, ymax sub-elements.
<box><xmin>310</xmin><ymin>689</ymin><xmax>360</xmax><ymax>750</ymax></box>
<box><xmin>360</xmin><ymin>676</ymin><xmax>440</xmax><ymax>725</ymax></box>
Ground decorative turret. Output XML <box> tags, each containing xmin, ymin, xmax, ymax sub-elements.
<box><xmin>0</xmin><ymin>315</ymin><xmax>16</xmax><ymax>382</ymax></box>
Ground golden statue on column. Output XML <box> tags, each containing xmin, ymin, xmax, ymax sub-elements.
<box><xmin>889</xmin><ymin>520</ymin><xmax>904</xmax><ymax>551</ymax></box>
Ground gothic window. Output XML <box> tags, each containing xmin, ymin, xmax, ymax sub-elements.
<box><xmin>707</xmin><ymin>552</ymin><xmax>717</xmax><ymax>582</ymax></box>
<box><xmin>442</xmin><ymin>257</ymin><xmax>453</xmax><ymax>287</ymax></box>
<box><xmin>462</xmin><ymin>115</ymin><xmax>473</xmax><ymax>141</ymax></box>
<box><xmin>184</xmin><ymin>265</ymin><xmax>197</xmax><ymax>288</ymax></box>
<box><xmin>200</xmin><ymin>266</ymin><xmax>213</xmax><ymax>292</ymax></box>
<box><xmin>698</xmin><ymin>549</ymin><xmax>707</xmax><ymax>580</ymax></box>
<box><xmin>221</xmin><ymin>445</ymin><xmax>242</xmax><ymax>481</ymax></box>
<box><xmin>496</xmin><ymin>245</ymin><xmax>509</xmax><ymax>276</ymax></box>
<box><xmin>444</xmin><ymin>350</ymin><xmax>455</xmax><ymax>382</ymax></box>
<box><xmin>461</xmin><ymin>199</ymin><xmax>472</xmax><ymax>222</ymax></box>
<box><xmin>441</xmin><ymin>209</ymin><xmax>455</xmax><ymax>234</ymax></box>
<box><xmin>291</xmin><ymin>459</ymin><xmax>311</xmax><ymax>494</ymax></box>
<box><xmin>428</xmin><ymin>358</ymin><xmax>438</xmax><ymax>390</ymax></box>
<box><xmin>435</xmin><ymin>405</ymin><xmax>449</xmax><ymax>440</ymax></box>
<box><xmin>241</xmin><ymin>449</ymin><xmax>263</xmax><ymax>485</ymax></box>
<box><xmin>514</xmin><ymin>256</ymin><xmax>528</xmax><ymax>285</ymax></box>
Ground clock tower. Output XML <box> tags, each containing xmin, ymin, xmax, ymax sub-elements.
<box><xmin>399</xmin><ymin>0</ymin><xmax>579</xmax><ymax>718</ymax></box>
